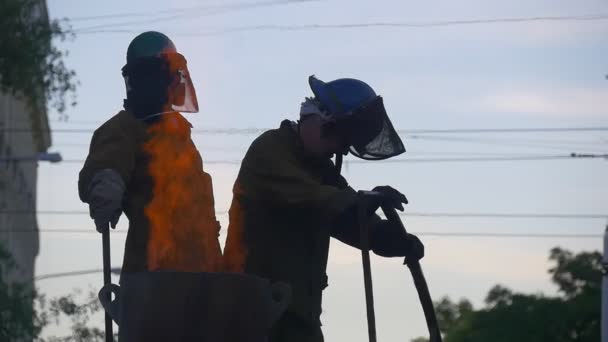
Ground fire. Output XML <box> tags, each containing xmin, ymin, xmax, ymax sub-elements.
<box><xmin>144</xmin><ymin>114</ymin><xmax>222</xmax><ymax>272</ymax></box>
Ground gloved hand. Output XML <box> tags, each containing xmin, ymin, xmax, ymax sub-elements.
<box><xmin>371</xmin><ymin>220</ymin><xmax>424</xmax><ymax>261</ymax></box>
<box><xmin>372</xmin><ymin>186</ymin><xmax>408</xmax><ymax>211</ymax></box>
<box><xmin>86</xmin><ymin>169</ymin><xmax>125</xmax><ymax>232</ymax></box>
<box><xmin>360</xmin><ymin>186</ymin><xmax>408</xmax><ymax>216</ymax></box>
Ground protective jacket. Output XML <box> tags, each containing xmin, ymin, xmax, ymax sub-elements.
<box><xmin>79</xmin><ymin>110</ymin><xmax>222</xmax><ymax>274</ymax></box>
<box><xmin>224</xmin><ymin>120</ymin><xmax>360</xmax><ymax>330</ymax></box>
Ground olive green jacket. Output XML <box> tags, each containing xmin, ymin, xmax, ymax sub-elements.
<box><xmin>224</xmin><ymin>120</ymin><xmax>359</xmax><ymax>325</ymax></box>
<box><xmin>79</xmin><ymin>111</ymin><xmax>221</xmax><ymax>274</ymax></box>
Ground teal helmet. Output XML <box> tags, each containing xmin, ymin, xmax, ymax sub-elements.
<box><xmin>122</xmin><ymin>31</ymin><xmax>198</xmax><ymax>118</ymax></box>
<box><xmin>126</xmin><ymin>31</ymin><xmax>177</xmax><ymax>64</ymax></box>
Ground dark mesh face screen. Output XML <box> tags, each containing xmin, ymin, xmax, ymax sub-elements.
<box><xmin>346</xmin><ymin>96</ymin><xmax>405</xmax><ymax>160</ymax></box>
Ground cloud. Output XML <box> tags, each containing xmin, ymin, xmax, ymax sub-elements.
<box><xmin>478</xmin><ymin>87</ymin><xmax>608</xmax><ymax>117</ymax></box>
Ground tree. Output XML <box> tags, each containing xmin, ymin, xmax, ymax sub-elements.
<box><xmin>0</xmin><ymin>242</ymin><xmax>42</xmax><ymax>341</ymax></box>
<box><xmin>412</xmin><ymin>247</ymin><xmax>601</xmax><ymax>342</ymax></box>
<box><xmin>38</xmin><ymin>290</ymin><xmax>111</xmax><ymax>342</ymax></box>
<box><xmin>0</xmin><ymin>243</ymin><xmax>113</xmax><ymax>341</ymax></box>
<box><xmin>0</xmin><ymin>0</ymin><xmax>77</xmax><ymax>118</ymax></box>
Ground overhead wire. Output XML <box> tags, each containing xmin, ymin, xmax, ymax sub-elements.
<box><xmin>35</xmin><ymin>153</ymin><xmax>605</xmax><ymax>164</ymax></box>
<box><xmin>5</xmin><ymin>126</ymin><xmax>608</xmax><ymax>134</ymax></box>
<box><xmin>3</xmin><ymin>210</ymin><xmax>607</xmax><ymax>219</ymax></box>
<box><xmin>2</xmin><ymin>229</ymin><xmax>600</xmax><ymax>239</ymax></box>
<box><xmin>45</xmin><ymin>130</ymin><xmax>607</xmax><ymax>153</ymax></box>
<box><xmin>2</xmin><ymin>153</ymin><xmax>604</xmax><ymax>164</ymax></box>
<box><xmin>408</xmin><ymin>135</ymin><xmax>608</xmax><ymax>153</ymax></box>
<box><xmin>72</xmin><ymin>0</ymin><xmax>318</xmax><ymax>33</ymax></box>
<box><xmin>73</xmin><ymin>13</ymin><xmax>608</xmax><ymax>35</ymax></box>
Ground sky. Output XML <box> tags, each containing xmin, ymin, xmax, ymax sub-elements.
<box><xmin>32</xmin><ymin>0</ymin><xmax>608</xmax><ymax>340</ymax></box>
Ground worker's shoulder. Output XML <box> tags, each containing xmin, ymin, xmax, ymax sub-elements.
<box><xmin>250</xmin><ymin>120</ymin><xmax>295</xmax><ymax>149</ymax></box>
<box><xmin>249</xmin><ymin>127</ymin><xmax>282</xmax><ymax>150</ymax></box>
<box><xmin>93</xmin><ymin>110</ymin><xmax>144</xmax><ymax>137</ymax></box>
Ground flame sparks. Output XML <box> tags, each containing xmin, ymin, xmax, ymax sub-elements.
<box><xmin>144</xmin><ymin>114</ymin><xmax>222</xmax><ymax>272</ymax></box>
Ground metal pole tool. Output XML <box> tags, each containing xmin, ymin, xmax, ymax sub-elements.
<box><xmin>381</xmin><ymin>205</ymin><xmax>442</xmax><ymax>342</ymax></box>
<box><xmin>98</xmin><ymin>222</ymin><xmax>114</xmax><ymax>342</ymax></box>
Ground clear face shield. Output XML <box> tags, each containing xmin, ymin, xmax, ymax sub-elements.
<box><xmin>164</xmin><ymin>53</ymin><xmax>199</xmax><ymax>113</ymax></box>
<box><xmin>336</xmin><ymin>96</ymin><xmax>405</xmax><ymax>160</ymax></box>
<box><xmin>122</xmin><ymin>53</ymin><xmax>199</xmax><ymax>119</ymax></box>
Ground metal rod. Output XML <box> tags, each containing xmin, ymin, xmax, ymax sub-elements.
<box><xmin>381</xmin><ymin>205</ymin><xmax>443</xmax><ymax>342</ymax></box>
<box><xmin>101</xmin><ymin>224</ymin><xmax>113</xmax><ymax>342</ymax></box>
<box><xmin>358</xmin><ymin>192</ymin><xmax>377</xmax><ymax>342</ymax></box>
<box><xmin>602</xmin><ymin>224</ymin><xmax>608</xmax><ymax>342</ymax></box>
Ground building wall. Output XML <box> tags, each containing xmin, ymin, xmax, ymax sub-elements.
<box><xmin>0</xmin><ymin>0</ymin><xmax>52</xmax><ymax>286</ymax></box>
<box><xmin>0</xmin><ymin>93</ymin><xmax>47</xmax><ymax>285</ymax></box>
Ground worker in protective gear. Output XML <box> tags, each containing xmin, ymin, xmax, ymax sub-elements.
<box><xmin>78</xmin><ymin>30</ymin><xmax>219</xmax><ymax>274</ymax></box>
<box><xmin>224</xmin><ymin>75</ymin><xmax>425</xmax><ymax>342</ymax></box>
<box><xmin>78</xmin><ymin>32</ymin><xmax>293</xmax><ymax>342</ymax></box>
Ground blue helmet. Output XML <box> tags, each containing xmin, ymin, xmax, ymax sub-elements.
<box><xmin>308</xmin><ymin>76</ymin><xmax>377</xmax><ymax>119</ymax></box>
<box><xmin>307</xmin><ymin>75</ymin><xmax>405</xmax><ymax>160</ymax></box>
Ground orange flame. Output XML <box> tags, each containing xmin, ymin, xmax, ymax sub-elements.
<box><xmin>144</xmin><ymin>114</ymin><xmax>222</xmax><ymax>272</ymax></box>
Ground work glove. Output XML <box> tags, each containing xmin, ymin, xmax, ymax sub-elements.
<box><xmin>360</xmin><ymin>186</ymin><xmax>408</xmax><ymax>216</ymax></box>
<box><xmin>372</xmin><ymin>186</ymin><xmax>408</xmax><ymax>211</ymax></box>
<box><xmin>86</xmin><ymin>169</ymin><xmax>125</xmax><ymax>232</ymax></box>
<box><xmin>371</xmin><ymin>220</ymin><xmax>424</xmax><ymax>261</ymax></box>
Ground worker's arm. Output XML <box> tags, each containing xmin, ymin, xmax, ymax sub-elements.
<box><xmin>331</xmin><ymin>187</ymin><xmax>423</xmax><ymax>259</ymax></box>
<box><xmin>238</xmin><ymin>137</ymin><xmax>357</xmax><ymax>219</ymax></box>
<box><xmin>330</xmin><ymin>203</ymin><xmax>381</xmax><ymax>248</ymax></box>
<box><xmin>331</xmin><ymin>206</ymin><xmax>424</xmax><ymax>259</ymax></box>
<box><xmin>78</xmin><ymin>120</ymin><xmax>136</xmax><ymax>229</ymax></box>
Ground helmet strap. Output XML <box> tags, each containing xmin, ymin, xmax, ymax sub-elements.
<box><xmin>335</xmin><ymin>153</ymin><xmax>343</xmax><ymax>174</ymax></box>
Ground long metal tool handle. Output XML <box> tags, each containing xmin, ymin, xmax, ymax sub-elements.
<box><xmin>100</xmin><ymin>223</ymin><xmax>114</xmax><ymax>342</ymax></box>
<box><xmin>381</xmin><ymin>205</ymin><xmax>443</xmax><ymax>342</ymax></box>
<box><xmin>358</xmin><ymin>193</ymin><xmax>377</xmax><ymax>342</ymax></box>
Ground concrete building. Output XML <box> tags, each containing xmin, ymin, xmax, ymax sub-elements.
<box><xmin>0</xmin><ymin>0</ymin><xmax>52</xmax><ymax>285</ymax></box>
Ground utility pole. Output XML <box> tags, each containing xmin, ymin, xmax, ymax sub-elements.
<box><xmin>603</xmin><ymin>222</ymin><xmax>608</xmax><ymax>342</ymax></box>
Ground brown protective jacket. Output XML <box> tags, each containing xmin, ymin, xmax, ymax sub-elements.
<box><xmin>78</xmin><ymin>111</ymin><xmax>222</xmax><ymax>274</ymax></box>
<box><xmin>224</xmin><ymin>120</ymin><xmax>359</xmax><ymax>327</ymax></box>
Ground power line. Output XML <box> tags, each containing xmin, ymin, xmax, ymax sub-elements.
<box><xmin>4</xmin><ymin>229</ymin><xmax>600</xmax><ymax>239</ymax></box>
<box><xmin>50</xmin><ymin>135</ymin><xmax>607</xmax><ymax>153</ymax></box>
<box><xmin>67</xmin><ymin>1</ymin><xmax>267</xmax><ymax>22</ymax></box>
<box><xmin>404</xmin><ymin>127</ymin><xmax>608</xmax><ymax>134</ymax></box>
<box><xmin>5</xmin><ymin>126</ymin><xmax>608</xmax><ymax>135</ymax></box>
<box><xmin>346</xmin><ymin>153</ymin><xmax>608</xmax><ymax>163</ymax></box>
<box><xmin>409</xmin><ymin>135</ymin><xmax>608</xmax><ymax>153</ymax></box>
<box><xmin>6</xmin><ymin>126</ymin><xmax>608</xmax><ymax>134</ymax></box>
<box><xmin>4</xmin><ymin>210</ymin><xmax>606</xmax><ymax>219</ymax></box>
<box><xmin>405</xmin><ymin>212</ymin><xmax>608</xmax><ymax>219</ymax></box>
<box><xmin>24</xmin><ymin>153</ymin><xmax>603</xmax><ymax>165</ymax></box>
<box><xmin>75</xmin><ymin>13</ymin><xmax>608</xmax><ymax>35</ymax></box>
<box><xmin>35</xmin><ymin>268</ymin><xmax>121</xmax><ymax>281</ymax></box>
<box><xmin>416</xmin><ymin>232</ymin><xmax>601</xmax><ymax>239</ymax></box>
<box><xmin>72</xmin><ymin>0</ymin><xmax>317</xmax><ymax>32</ymax></box>
<box><xmin>47</xmin><ymin>142</ymin><xmax>590</xmax><ymax>157</ymax></box>
<box><xmin>13</xmin><ymin>153</ymin><xmax>602</xmax><ymax>165</ymax></box>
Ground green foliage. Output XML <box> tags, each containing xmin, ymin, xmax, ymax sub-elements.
<box><xmin>0</xmin><ymin>243</ymin><xmax>42</xmax><ymax>341</ymax></box>
<box><xmin>0</xmin><ymin>243</ymin><xmax>113</xmax><ymax>341</ymax></box>
<box><xmin>434</xmin><ymin>296</ymin><xmax>473</xmax><ymax>332</ymax></box>
<box><xmin>412</xmin><ymin>247</ymin><xmax>601</xmax><ymax>342</ymax></box>
<box><xmin>39</xmin><ymin>290</ymin><xmax>111</xmax><ymax>342</ymax></box>
<box><xmin>0</xmin><ymin>0</ymin><xmax>77</xmax><ymax>118</ymax></box>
